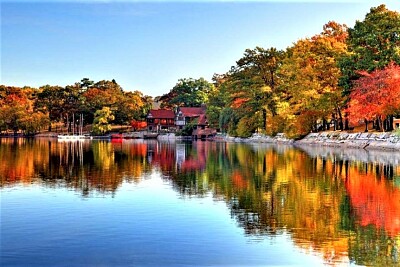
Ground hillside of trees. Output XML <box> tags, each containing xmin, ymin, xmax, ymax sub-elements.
<box><xmin>0</xmin><ymin>79</ymin><xmax>152</xmax><ymax>135</ymax></box>
<box><xmin>1</xmin><ymin>5</ymin><xmax>399</xmax><ymax>138</ymax></box>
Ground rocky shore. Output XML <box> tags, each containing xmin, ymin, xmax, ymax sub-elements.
<box><xmin>222</xmin><ymin>132</ymin><xmax>400</xmax><ymax>151</ymax></box>
<box><xmin>296</xmin><ymin>132</ymin><xmax>400</xmax><ymax>150</ymax></box>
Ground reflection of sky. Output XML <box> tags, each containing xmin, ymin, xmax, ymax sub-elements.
<box><xmin>1</xmin><ymin>171</ymin><xmax>330</xmax><ymax>266</ymax></box>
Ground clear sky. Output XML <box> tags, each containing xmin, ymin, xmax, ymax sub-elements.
<box><xmin>1</xmin><ymin>1</ymin><xmax>399</xmax><ymax>97</ymax></box>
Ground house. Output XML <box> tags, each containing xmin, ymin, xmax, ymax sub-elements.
<box><xmin>146</xmin><ymin>109</ymin><xmax>176</xmax><ymax>132</ymax></box>
<box><xmin>394</xmin><ymin>117</ymin><xmax>400</xmax><ymax>130</ymax></box>
<box><xmin>175</xmin><ymin>106</ymin><xmax>208</xmax><ymax>130</ymax></box>
<box><xmin>146</xmin><ymin>106</ymin><xmax>216</xmax><ymax>138</ymax></box>
<box><xmin>175</xmin><ymin>106</ymin><xmax>216</xmax><ymax>139</ymax></box>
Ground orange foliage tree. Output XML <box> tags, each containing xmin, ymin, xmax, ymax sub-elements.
<box><xmin>347</xmin><ymin>63</ymin><xmax>400</xmax><ymax>131</ymax></box>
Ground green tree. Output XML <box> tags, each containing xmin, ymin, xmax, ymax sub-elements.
<box><xmin>219</xmin><ymin>107</ymin><xmax>239</xmax><ymax>135</ymax></box>
<box><xmin>159</xmin><ymin>77</ymin><xmax>214</xmax><ymax>108</ymax></box>
<box><xmin>216</xmin><ymin>47</ymin><xmax>284</xmax><ymax>136</ymax></box>
<box><xmin>80</xmin><ymin>78</ymin><xmax>94</xmax><ymax>91</ymax></box>
<box><xmin>61</xmin><ymin>84</ymin><xmax>86</xmax><ymax>132</ymax></box>
<box><xmin>339</xmin><ymin>4</ymin><xmax>400</xmax><ymax>94</ymax></box>
<box><xmin>231</xmin><ymin>47</ymin><xmax>284</xmax><ymax>126</ymax></box>
<box><xmin>92</xmin><ymin>107</ymin><xmax>115</xmax><ymax>135</ymax></box>
<box><xmin>35</xmin><ymin>85</ymin><xmax>65</xmax><ymax>131</ymax></box>
<box><xmin>206</xmin><ymin>74</ymin><xmax>230</xmax><ymax>129</ymax></box>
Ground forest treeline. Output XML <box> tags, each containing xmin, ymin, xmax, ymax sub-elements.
<box><xmin>1</xmin><ymin>5</ymin><xmax>399</xmax><ymax>138</ymax></box>
<box><xmin>159</xmin><ymin>5</ymin><xmax>400</xmax><ymax>138</ymax></box>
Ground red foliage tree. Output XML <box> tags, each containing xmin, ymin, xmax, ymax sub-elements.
<box><xmin>347</xmin><ymin>63</ymin><xmax>400</xmax><ymax>130</ymax></box>
<box><xmin>130</xmin><ymin>119</ymin><xmax>147</xmax><ymax>131</ymax></box>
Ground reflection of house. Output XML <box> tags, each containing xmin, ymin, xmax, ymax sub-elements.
<box><xmin>193</xmin><ymin>128</ymin><xmax>217</xmax><ymax>140</ymax></box>
<box><xmin>146</xmin><ymin>109</ymin><xmax>175</xmax><ymax>132</ymax></box>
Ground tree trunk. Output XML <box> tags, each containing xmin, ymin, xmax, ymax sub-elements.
<box><xmin>383</xmin><ymin>117</ymin><xmax>388</xmax><ymax>132</ymax></box>
<box><xmin>364</xmin><ymin>118</ymin><xmax>368</xmax><ymax>132</ymax></box>
<box><xmin>323</xmin><ymin>119</ymin><xmax>327</xmax><ymax>131</ymax></box>
<box><xmin>344</xmin><ymin>113</ymin><xmax>349</xmax><ymax>130</ymax></box>
<box><xmin>262</xmin><ymin>109</ymin><xmax>267</xmax><ymax>131</ymax></box>
<box><xmin>378</xmin><ymin>116</ymin><xmax>384</xmax><ymax>132</ymax></box>
<box><xmin>336</xmin><ymin>106</ymin><xmax>343</xmax><ymax>131</ymax></box>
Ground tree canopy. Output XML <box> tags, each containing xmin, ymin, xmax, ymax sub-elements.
<box><xmin>339</xmin><ymin>4</ymin><xmax>400</xmax><ymax>93</ymax></box>
<box><xmin>159</xmin><ymin>78</ymin><xmax>214</xmax><ymax>108</ymax></box>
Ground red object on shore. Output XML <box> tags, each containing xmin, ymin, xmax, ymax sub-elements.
<box><xmin>111</xmin><ymin>133</ymin><xmax>123</xmax><ymax>139</ymax></box>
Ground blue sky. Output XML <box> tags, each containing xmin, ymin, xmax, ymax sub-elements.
<box><xmin>1</xmin><ymin>1</ymin><xmax>399</xmax><ymax>97</ymax></box>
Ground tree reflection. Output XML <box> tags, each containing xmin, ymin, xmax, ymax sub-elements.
<box><xmin>0</xmin><ymin>139</ymin><xmax>152</xmax><ymax>196</ymax></box>
<box><xmin>1</xmin><ymin>138</ymin><xmax>399</xmax><ymax>265</ymax></box>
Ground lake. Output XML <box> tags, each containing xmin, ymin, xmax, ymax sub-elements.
<box><xmin>1</xmin><ymin>138</ymin><xmax>399</xmax><ymax>266</ymax></box>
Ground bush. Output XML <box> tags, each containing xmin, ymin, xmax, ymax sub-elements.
<box><xmin>236</xmin><ymin>116</ymin><xmax>257</xmax><ymax>138</ymax></box>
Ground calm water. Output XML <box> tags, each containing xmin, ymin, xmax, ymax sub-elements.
<box><xmin>1</xmin><ymin>138</ymin><xmax>400</xmax><ymax>266</ymax></box>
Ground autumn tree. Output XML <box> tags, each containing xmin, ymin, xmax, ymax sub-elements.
<box><xmin>113</xmin><ymin>91</ymin><xmax>146</xmax><ymax>126</ymax></box>
<box><xmin>346</xmin><ymin>63</ymin><xmax>400</xmax><ymax>132</ymax></box>
<box><xmin>278</xmin><ymin>21</ymin><xmax>348</xmax><ymax>137</ymax></box>
<box><xmin>0</xmin><ymin>86</ymin><xmax>47</xmax><ymax>135</ymax></box>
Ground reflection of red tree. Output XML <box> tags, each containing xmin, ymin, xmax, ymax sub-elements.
<box><xmin>231</xmin><ymin>170</ymin><xmax>249</xmax><ymax>189</ymax></box>
<box><xmin>111</xmin><ymin>137</ymin><xmax>123</xmax><ymax>142</ymax></box>
<box><xmin>129</xmin><ymin>143</ymin><xmax>147</xmax><ymax>157</ymax></box>
<box><xmin>181</xmin><ymin>142</ymin><xmax>207</xmax><ymax>171</ymax></box>
<box><xmin>346</xmin><ymin>168</ymin><xmax>400</xmax><ymax>236</ymax></box>
<box><xmin>181</xmin><ymin>159</ymin><xmax>204</xmax><ymax>170</ymax></box>
<box><xmin>151</xmin><ymin>143</ymin><xmax>176</xmax><ymax>171</ymax></box>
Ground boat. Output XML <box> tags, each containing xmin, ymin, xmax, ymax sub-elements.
<box><xmin>90</xmin><ymin>135</ymin><xmax>111</xmax><ymax>140</ymax></box>
<box><xmin>58</xmin><ymin>134</ymin><xmax>86</xmax><ymax>141</ymax></box>
<box><xmin>111</xmin><ymin>133</ymin><xmax>123</xmax><ymax>139</ymax></box>
<box><xmin>58</xmin><ymin>113</ymin><xmax>86</xmax><ymax>141</ymax></box>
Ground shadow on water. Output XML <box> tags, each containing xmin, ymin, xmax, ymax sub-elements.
<box><xmin>1</xmin><ymin>138</ymin><xmax>399</xmax><ymax>265</ymax></box>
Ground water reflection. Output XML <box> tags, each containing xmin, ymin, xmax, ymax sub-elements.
<box><xmin>1</xmin><ymin>138</ymin><xmax>399</xmax><ymax>265</ymax></box>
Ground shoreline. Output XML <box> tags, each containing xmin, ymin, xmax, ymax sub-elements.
<box><xmin>3</xmin><ymin>131</ymin><xmax>400</xmax><ymax>151</ymax></box>
<box><xmin>222</xmin><ymin>132</ymin><xmax>400</xmax><ymax>151</ymax></box>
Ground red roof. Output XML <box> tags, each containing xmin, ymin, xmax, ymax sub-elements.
<box><xmin>198</xmin><ymin>114</ymin><xmax>207</xmax><ymax>125</ymax></box>
<box><xmin>179</xmin><ymin>107</ymin><xmax>206</xmax><ymax>117</ymax></box>
<box><xmin>147</xmin><ymin>109</ymin><xmax>175</xmax><ymax>119</ymax></box>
